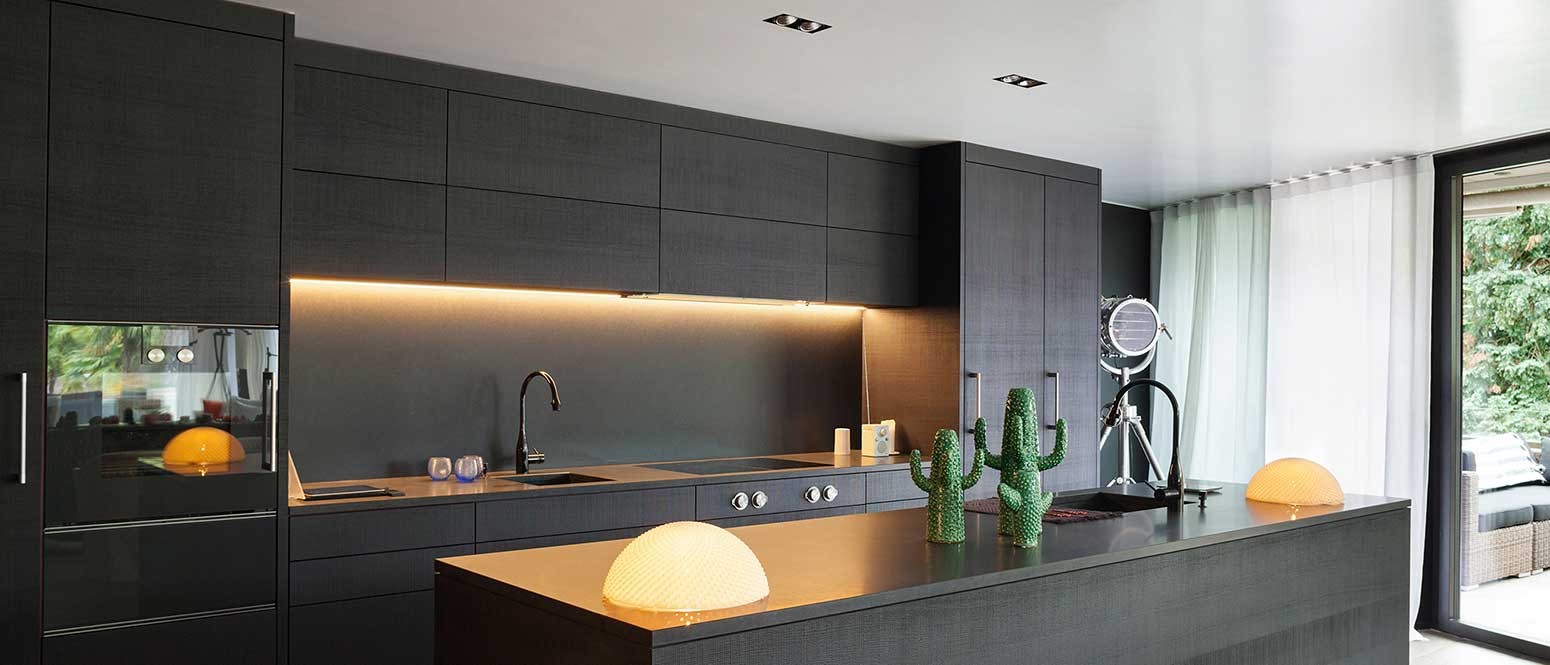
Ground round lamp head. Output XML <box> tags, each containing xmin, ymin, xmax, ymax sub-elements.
<box><xmin>1245</xmin><ymin>458</ymin><xmax>1343</xmax><ymax>506</ymax></box>
<box><xmin>602</xmin><ymin>522</ymin><xmax>769</xmax><ymax>612</ymax></box>
<box><xmin>162</xmin><ymin>427</ymin><xmax>246</xmax><ymax>466</ymax></box>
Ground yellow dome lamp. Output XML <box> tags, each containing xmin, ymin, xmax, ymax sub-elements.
<box><xmin>162</xmin><ymin>426</ymin><xmax>246</xmax><ymax>475</ymax></box>
<box><xmin>1245</xmin><ymin>458</ymin><xmax>1344</xmax><ymax>507</ymax></box>
<box><xmin>602</xmin><ymin>522</ymin><xmax>769</xmax><ymax>616</ymax></box>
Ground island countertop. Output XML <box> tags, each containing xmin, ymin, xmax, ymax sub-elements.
<box><xmin>435</xmin><ymin>483</ymin><xmax>1409</xmax><ymax>648</ymax></box>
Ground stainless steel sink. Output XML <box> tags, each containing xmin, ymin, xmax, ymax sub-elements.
<box><xmin>501</xmin><ymin>472</ymin><xmax>613</xmax><ymax>486</ymax></box>
<box><xmin>639</xmin><ymin>457</ymin><xmax>831</xmax><ymax>476</ymax></box>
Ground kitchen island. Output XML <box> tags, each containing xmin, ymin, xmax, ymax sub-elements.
<box><xmin>434</xmin><ymin>484</ymin><xmax>1409</xmax><ymax>665</ymax></box>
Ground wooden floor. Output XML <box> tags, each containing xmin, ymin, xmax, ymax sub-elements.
<box><xmin>1413</xmin><ymin>630</ymin><xmax>1550</xmax><ymax>664</ymax></box>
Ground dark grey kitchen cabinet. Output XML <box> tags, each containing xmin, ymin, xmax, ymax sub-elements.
<box><xmin>826</xmin><ymin>228</ymin><xmax>917</xmax><ymax>306</ymax></box>
<box><xmin>0</xmin><ymin>0</ymin><xmax>47</xmax><ymax>662</ymax></box>
<box><xmin>294</xmin><ymin>66</ymin><xmax>447</xmax><ymax>183</ymax></box>
<box><xmin>706</xmin><ymin>504</ymin><xmax>865</xmax><ymax>528</ymax></box>
<box><xmin>661</xmin><ymin>127</ymin><xmax>826</xmax><ymax>225</ymax></box>
<box><xmin>289</xmin><ymin>503</ymin><xmax>473</xmax><ymax>561</ymax></box>
<box><xmin>475</xmin><ymin>487</ymin><xmax>695</xmax><ymax>542</ymax></box>
<box><xmin>864</xmin><ymin>143</ymin><xmax>1102</xmax><ymax>497</ymax></box>
<box><xmin>44</xmin><ymin>609</ymin><xmax>276</xmax><ymax>665</ymax></box>
<box><xmin>47</xmin><ymin>2</ymin><xmax>283</xmax><ymax>325</ymax></box>
<box><xmin>289</xmin><ymin>544</ymin><xmax>472</xmax><ymax>606</ymax></box>
<box><xmin>693</xmin><ymin>474</ymin><xmax>865</xmax><ymax>521</ymax></box>
<box><xmin>290</xmin><ymin>592</ymin><xmax>431</xmax><ymax>665</ymax></box>
<box><xmin>290</xmin><ymin>171</ymin><xmax>446</xmax><ymax>281</ymax></box>
<box><xmin>660</xmin><ymin>210</ymin><xmax>826</xmax><ymax>301</ymax></box>
<box><xmin>446</xmin><ymin>188</ymin><xmax>658</xmax><ymax>292</ymax></box>
<box><xmin>448</xmin><ymin>91</ymin><xmax>660</xmax><ymax>206</ymax></box>
<box><xmin>1043</xmin><ymin>177</ymin><xmax>1101</xmax><ymax>489</ymax></box>
<box><xmin>827</xmin><ymin>154</ymin><xmax>918</xmax><ymax>235</ymax></box>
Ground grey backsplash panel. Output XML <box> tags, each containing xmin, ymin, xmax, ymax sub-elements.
<box><xmin>288</xmin><ymin>282</ymin><xmax>862</xmax><ymax>480</ymax></box>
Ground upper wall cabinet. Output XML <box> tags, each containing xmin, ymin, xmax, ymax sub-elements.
<box><xmin>660</xmin><ymin>211</ymin><xmax>825</xmax><ymax>302</ymax></box>
<box><xmin>47</xmin><ymin>4</ymin><xmax>283</xmax><ymax>325</ymax></box>
<box><xmin>294</xmin><ymin>66</ymin><xmax>447</xmax><ymax>183</ymax></box>
<box><xmin>827</xmin><ymin>155</ymin><xmax>918</xmax><ymax>235</ymax></box>
<box><xmin>447</xmin><ymin>92</ymin><xmax>659</xmax><ymax>206</ymax></box>
<box><xmin>290</xmin><ymin>171</ymin><xmax>446</xmax><ymax>281</ymax></box>
<box><xmin>661</xmin><ymin>127</ymin><xmax>826</xmax><ymax>226</ymax></box>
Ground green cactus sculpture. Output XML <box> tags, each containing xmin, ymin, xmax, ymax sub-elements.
<box><xmin>910</xmin><ymin>428</ymin><xmax>985</xmax><ymax>544</ymax></box>
<box><xmin>978</xmin><ymin>388</ymin><xmax>1066</xmax><ymax>548</ymax></box>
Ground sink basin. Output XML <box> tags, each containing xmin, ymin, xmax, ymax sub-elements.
<box><xmin>502</xmin><ymin>473</ymin><xmax>613</xmax><ymax>486</ymax></box>
<box><xmin>639</xmin><ymin>457</ymin><xmax>831</xmax><ymax>476</ymax></box>
<box><xmin>1052</xmin><ymin>489</ymin><xmax>1177</xmax><ymax>513</ymax></box>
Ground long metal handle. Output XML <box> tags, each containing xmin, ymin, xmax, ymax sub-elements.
<box><xmin>18</xmin><ymin>372</ymin><xmax>27</xmax><ymax>485</ymax></box>
<box><xmin>266</xmin><ymin>373</ymin><xmax>278</xmax><ymax>471</ymax></box>
<box><xmin>1046</xmin><ymin>371</ymin><xmax>1060</xmax><ymax>431</ymax></box>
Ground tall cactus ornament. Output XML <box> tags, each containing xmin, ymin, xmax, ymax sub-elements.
<box><xmin>979</xmin><ymin>388</ymin><xmax>1066</xmax><ymax>548</ymax></box>
<box><xmin>909</xmin><ymin>429</ymin><xmax>985</xmax><ymax>543</ymax></box>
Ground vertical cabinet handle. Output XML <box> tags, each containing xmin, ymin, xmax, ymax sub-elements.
<box><xmin>967</xmin><ymin>372</ymin><xmax>983</xmax><ymax>433</ymax></box>
<box><xmin>1046</xmin><ymin>371</ymin><xmax>1060</xmax><ymax>431</ymax></box>
<box><xmin>18</xmin><ymin>372</ymin><xmax>27</xmax><ymax>485</ymax></box>
<box><xmin>265</xmin><ymin>371</ymin><xmax>278</xmax><ymax>472</ymax></box>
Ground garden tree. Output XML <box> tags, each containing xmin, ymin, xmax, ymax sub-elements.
<box><xmin>1463</xmin><ymin>203</ymin><xmax>1550</xmax><ymax>437</ymax></box>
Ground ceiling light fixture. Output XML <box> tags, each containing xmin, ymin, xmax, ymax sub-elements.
<box><xmin>995</xmin><ymin>74</ymin><xmax>1046</xmax><ymax>89</ymax></box>
<box><xmin>765</xmin><ymin>13</ymin><xmax>830</xmax><ymax>34</ymax></box>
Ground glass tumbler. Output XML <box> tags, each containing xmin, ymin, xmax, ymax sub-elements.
<box><xmin>427</xmin><ymin>457</ymin><xmax>452</xmax><ymax>481</ymax></box>
<box><xmin>454</xmin><ymin>455</ymin><xmax>485</xmax><ymax>483</ymax></box>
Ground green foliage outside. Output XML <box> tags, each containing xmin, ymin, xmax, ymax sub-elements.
<box><xmin>46</xmin><ymin>324</ymin><xmax>129</xmax><ymax>394</ymax></box>
<box><xmin>1463</xmin><ymin>204</ymin><xmax>1550</xmax><ymax>437</ymax></box>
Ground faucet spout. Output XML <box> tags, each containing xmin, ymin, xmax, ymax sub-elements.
<box><xmin>517</xmin><ymin>370</ymin><xmax>561</xmax><ymax>474</ymax></box>
<box><xmin>1105</xmin><ymin>378</ymin><xmax>1184</xmax><ymax>510</ymax></box>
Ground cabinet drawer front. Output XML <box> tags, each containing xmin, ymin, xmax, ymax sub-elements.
<box><xmin>43</xmin><ymin>515</ymin><xmax>276</xmax><ymax>631</ymax></box>
<box><xmin>294</xmin><ymin>66</ymin><xmax>448</xmax><ymax>183</ymax></box>
<box><xmin>661</xmin><ymin>127</ymin><xmax>826</xmax><ymax>225</ymax></box>
<box><xmin>448</xmin><ymin>92</ymin><xmax>659</xmax><ymax>206</ymax></box>
<box><xmin>865</xmin><ymin>469</ymin><xmax>924</xmax><ymax>504</ymax></box>
<box><xmin>290</xmin><ymin>504</ymin><xmax>473</xmax><ymax>561</ymax></box>
<box><xmin>695</xmin><ymin>474</ymin><xmax>864</xmax><ymax>521</ymax></box>
<box><xmin>827</xmin><ymin>154</ymin><xmax>918</xmax><ymax>235</ymax></box>
<box><xmin>476</xmin><ymin>487</ymin><xmax>694</xmax><ymax>542</ymax></box>
<box><xmin>826</xmin><ymin>228</ymin><xmax>918</xmax><ymax>306</ymax></box>
<box><xmin>660</xmin><ymin>210</ymin><xmax>825</xmax><ymax>301</ymax></box>
<box><xmin>44</xmin><ymin>608</ymin><xmax>276</xmax><ymax>665</ymax></box>
<box><xmin>707</xmin><ymin>504</ymin><xmax>864</xmax><ymax>528</ymax></box>
<box><xmin>290</xmin><ymin>171</ymin><xmax>446</xmax><ymax>281</ymax></box>
<box><xmin>290</xmin><ymin>544</ymin><xmax>472</xmax><ymax>606</ymax></box>
<box><xmin>290</xmin><ymin>592</ymin><xmax>432</xmax><ymax>665</ymax></box>
<box><xmin>446</xmin><ymin>188</ymin><xmax>658</xmax><ymax>292</ymax></box>
<box><xmin>477</xmin><ymin>525</ymin><xmax>651</xmax><ymax>554</ymax></box>
<box><xmin>867</xmin><ymin>498</ymin><xmax>926</xmax><ymax>513</ymax></box>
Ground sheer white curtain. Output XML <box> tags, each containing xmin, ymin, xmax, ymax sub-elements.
<box><xmin>1265</xmin><ymin>157</ymin><xmax>1433</xmax><ymax>632</ymax></box>
<box><xmin>1152</xmin><ymin>190</ymin><xmax>1271</xmax><ymax>483</ymax></box>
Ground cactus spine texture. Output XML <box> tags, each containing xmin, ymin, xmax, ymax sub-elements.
<box><xmin>909</xmin><ymin>428</ymin><xmax>984</xmax><ymax>544</ymax></box>
<box><xmin>979</xmin><ymin>388</ymin><xmax>1066</xmax><ymax>548</ymax></box>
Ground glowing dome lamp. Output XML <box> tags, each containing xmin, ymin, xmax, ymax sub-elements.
<box><xmin>602</xmin><ymin>522</ymin><xmax>769</xmax><ymax>612</ymax></box>
<box><xmin>1245</xmin><ymin>458</ymin><xmax>1344</xmax><ymax>506</ymax></box>
<box><xmin>162</xmin><ymin>426</ymin><xmax>246</xmax><ymax>466</ymax></box>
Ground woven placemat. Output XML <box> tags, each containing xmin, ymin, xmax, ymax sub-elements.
<box><xmin>963</xmin><ymin>498</ymin><xmax>1122</xmax><ymax>523</ymax></box>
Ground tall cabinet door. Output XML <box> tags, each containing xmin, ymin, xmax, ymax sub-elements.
<box><xmin>0</xmin><ymin>0</ymin><xmax>47</xmax><ymax>661</ymax></box>
<box><xmin>47</xmin><ymin>3</ymin><xmax>283</xmax><ymax>325</ymax></box>
<box><xmin>1043</xmin><ymin>178</ymin><xmax>1101</xmax><ymax>491</ymax></box>
<box><xmin>961</xmin><ymin>163</ymin><xmax>1045</xmax><ymax>499</ymax></box>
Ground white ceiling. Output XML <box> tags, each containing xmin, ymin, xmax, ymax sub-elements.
<box><xmin>248</xmin><ymin>0</ymin><xmax>1550</xmax><ymax>209</ymax></box>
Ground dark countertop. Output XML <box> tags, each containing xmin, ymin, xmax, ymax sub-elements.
<box><xmin>290</xmin><ymin>451</ymin><xmax>916</xmax><ymax>515</ymax></box>
<box><xmin>435</xmin><ymin>483</ymin><xmax>1409</xmax><ymax>647</ymax></box>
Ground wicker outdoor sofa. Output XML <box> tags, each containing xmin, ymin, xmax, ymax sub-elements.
<box><xmin>1461</xmin><ymin>442</ymin><xmax>1550</xmax><ymax>587</ymax></box>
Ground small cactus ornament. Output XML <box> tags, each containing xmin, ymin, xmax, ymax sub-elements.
<box><xmin>910</xmin><ymin>428</ymin><xmax>985</xmax><ymax>544</ymax></box>
<box><xmin>979</xmin><ymin>388</ymin><xmax>1066</xmax><ymax>548</ymax></box>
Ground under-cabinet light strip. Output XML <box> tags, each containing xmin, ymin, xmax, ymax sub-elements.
<box><xmin>290</xmin><ymin>278</ymin><xmax>866</xmax><ymax>310</ymax></box>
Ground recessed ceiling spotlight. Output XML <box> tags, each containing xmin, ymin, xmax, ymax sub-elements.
<box><xmin>995</xmin><ymin>74</ymin><xmax>1046</xmax><ymax>89</ymax></box>
<box><xmin>765</xmin><ymin>13</ymin><xmax>830</xmax><ymax>34</ymax></box>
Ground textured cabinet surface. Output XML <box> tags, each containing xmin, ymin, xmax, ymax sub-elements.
<box><xmin>694</xmin><ymin>474</ymin><xmax>865</xmax><ymax>521</ymax></box>
<box><xmin>290</xmin><ymin>504</ymin><xmax>474</xmax><ymax>561</ymax></box>
<box><xmin>47</xmin><ymin>3</ymin><xmax>282</xmax><ymax>324</ymax></box>
<box><xmin>661</xmin><ymin>127</ymin><xmax>826</xmax><ymax>225</ymax></box>
<box><xmin>44</xmin><ymin>609</ymin><xmax>276</xmax><ymax>665</ymax></box>
<box><xmin>448</xmin><ymin>92</ymin><xmax>659</xmax><ymax>206</ymax></box>
<box><xmin>290</xmin><ymin>171</ymin><xmax>446</xmax><ymax>281</ymax></box>
<box><xmin>294</xmin><ymin>66</ymin><xmax>447</xmax><ymax>183</ymax></box>
<box><xmin>290</xmin><ymin>592</ymin><xmax>431</xmax><ymax>665</ymax></box>
<box><xmin>660</xmin><ymin>210</ymin><xmax>826</xmax><ymax>301</ymax></box>
<box><xmin>826</xmin><ymin>228</ymin><xmax>917</xmax><ymax>306</ymax></box>
<box><xmin>827</xmin><ymin>154</ymin><xmax>918</xmax><ymax>235</ymax></box>
<box><xmin>475</xmin><ymin>487</ymin><xmax>695</xmax><ymax>543</ymax></box>
<box><xmin>1042</xmin><ymin>177</ymin><xmax>1101</xmax><ymax>492</ymax></box>
<box><xmin>446</xmin><ymin>187</ymin><xmax>658</xmax><ymax>292</ymax></box>
<box><xmin>289</xmin><ymin>544</ymin><xmax>472</xmax><ymax>606</ymax></box>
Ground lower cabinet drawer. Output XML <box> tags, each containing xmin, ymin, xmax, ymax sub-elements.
<box><xmin>695</xmin><ymin>473</ymin><xmax>865</xmax><ymax>520</ymax></box>
<box><xmin>866</xmin><ymin>469</ymin><xmax>922</xmax><ymax>504</ymax></box>
<box><xmin>290</xmin><ymin>592</ymin><xmax>432</xmax><ymax>665</ymax></box>
<box><xmin>44</xmin><ymin>608</ymin><xmax>276</xmax><ymax>665</ymax></box>
<box><xmin>706</xmin><ymin>504</ymin><xmax>864</xmax><ymax>528</ymax></box>
<box><xmin>868</xmin><ymin>498</ymin><xmax>927</xmax><ymax>512</ymax></box>
<box><xmin>290</xmin><ymin>503</ymin><xmax>474</xmax><ymax>561</ymax></box>
<box><xmin>477</xmin><ymin>526</ymin><xmax>651</xmax><ymax>554</ymax></box>
<box><xmin>475</xmin><ymin>487</ymin><xmax>694</xmax><ymax>542</ymax></box>
<box><xmin>43</xmin><ymin>514</ymin><xmax>276</xmax><ymax>631</ymax></box>
<box><xmin>290</xmin><ymin>545</ymin><xmax>472</xmax><ymax>605</ymax></box>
